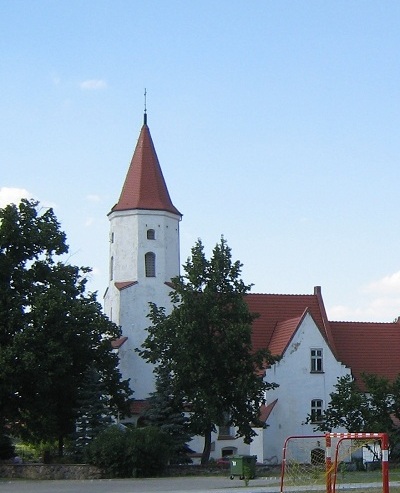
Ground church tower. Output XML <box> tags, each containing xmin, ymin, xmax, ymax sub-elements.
<box><xmin>104</xmin><ymin>112</ymin><xmax>182</xmax><ymax>400</ymax></box>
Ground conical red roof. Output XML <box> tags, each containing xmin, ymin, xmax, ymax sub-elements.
<box><xmin>111</xmin><ymin>120</ymin><xmax>181</xmax><ymax>216</ymax></box>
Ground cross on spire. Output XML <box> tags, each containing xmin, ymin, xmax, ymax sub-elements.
<box><xmin>144</xmin><ymin>88</ymin><xmax>147</xmax><ymax>125</ymax></box>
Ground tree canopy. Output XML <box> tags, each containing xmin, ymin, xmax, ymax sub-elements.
<box><xmin>0</xmin><ymin>199</ymin><xmax>132</xmax><ymax>454</ymax></box>
<box><xmin>138</xmin><ymin>237</ymin><xmax>278</xmax><ymax>463</ymax></box>
<box><xmin>309</xmin><ymin>373</ymin><xmax>400</xmax><ymax>457</ymax></box>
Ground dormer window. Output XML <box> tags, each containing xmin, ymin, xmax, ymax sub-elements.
<box><xmin>145</xmin><ymin>252</ymin><xmax>156</xmax><ymax>277</ymax></box>
<box><xmin>147</xmin><ymin>229</ymin><xmax>155</xmax><ymax>240</ymax></box>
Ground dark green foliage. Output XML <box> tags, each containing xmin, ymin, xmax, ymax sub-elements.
<box><xmin>85</xmin><ymin>425</ymin><xmax>171</xmax><ymax>477</ymax></box>
<box><xmin>138</xmin><ymin>237</ymin><xmax>279</xmax><ymax>463</ymax></box>
<box><xmin>0</xmin><ymin>199</ymin><xmax>132</xmax><ymax>454</ymax></box>
<box><xmin>309</xmin><ymin>373</ymin><xmax>400</xmax><ymax>457</ymax></box>
<box><xmin>143</xmin><ymin>367</ymin><xmax>192</xmax><ymax>464</ymax></box>
<box><xmin>0</xmin><ymin>434</ymin><xmax>15</xmax><ymax>460</ymax></box>
<box><xmin>130</xmin><ymin>426</ymin><xmax>172</xmax><ymax>476</ymax></box>
<box><xmin>85</xmin><ymin>425</ymin><xmax>133</xmax><ymax>477</ymax></box>
<box><xmin>73</xmin><ymin>367</ymin><xmax>113</xmax><ymax>460</ymax></box>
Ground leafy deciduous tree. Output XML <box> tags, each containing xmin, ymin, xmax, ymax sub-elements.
<box><xmin>0</xmin><ymin>199</ymin><xmax>132</xmax><ymax>455</ymax></box>
<box><xmin>138</xmin><ymin>237</ymin><xmax>278</xmax><ymax>464</ymax></box>
<box><xmin>309</xmin><ymin>373</ymin><xmax>400</xmax><ymax>456</ymax></box>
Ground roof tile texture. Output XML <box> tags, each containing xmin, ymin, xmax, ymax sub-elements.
<box><xmin>330</xmin><ymin>321</ymin><xmax>400</xmax><ymax>385</ymax></box>
<box><xmin>247</xmin><ymin>290</ymin><xmax>400</xmax><ymax>385</ymax></box>
<box><xmin>112</xmin><ymin>124</ymin><xmax>181</xmax><ymax>216</ymax></box>
<box><xmin>247</xmin><ymin>293</ymin><xmax>326</xmax><ymax>353</ymax></box>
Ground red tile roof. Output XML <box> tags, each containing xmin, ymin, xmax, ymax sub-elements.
<box><xmin>111</xmin><ymin>121</ymin><xmax>181</xmax><ymax>216</ymax></box>
<box><xmin>111</xmin><ymin>336</ymin><xmax>128</xmax><ymax>349</ymax></box>
<box><xmin>130</xmin><ymin>399</ymin><xmax>150</xmax><ymax>415</ymax></box>
<box><xmin>259</xmin><ymin>399</ymin><xmax>278</xmax><ymax>423</ymax></box>
<box><xmin>247</xmin><ymin>286</ymin><xmax>400</xmax><ymax>386</ymax></box>
<box><xmin>268</xmin><ymin>315</ymin><xmax>304</xmax><ymax>355</ymax></box>
<box><xmin>247</xmin><ymin>287</ymin><xmax>335</xmax><ymax>357</ymax></box>
<box><xmin>330</xmin><ymin>321</ymin><xmax>400</xmax><ymax>386</ymax></box>
<box><xmin>115</xmin><ymin>281</ymin><xmax>137</xmax><ymax>291</ymax></box>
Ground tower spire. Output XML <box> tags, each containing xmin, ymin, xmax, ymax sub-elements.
<box><xmin>143</xmin><ymin>88</ymin><xmax>147</xmax><ymax>125</ymax></box>
<box><xmin>110</xmin><ymin>111</ymin><xmax>181</xmax><ymax>216</ymax></box>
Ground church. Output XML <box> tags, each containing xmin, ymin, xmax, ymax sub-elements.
<box><xmin>104</xmin><ymin>112</ymin><xmax>400</xmax><ymax>463</ymax></box>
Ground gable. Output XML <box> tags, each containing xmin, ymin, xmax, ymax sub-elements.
<box><xmin>246</xmin><ymin>289</ymin><xmax>333</xmax><ymax>357</ymax></box>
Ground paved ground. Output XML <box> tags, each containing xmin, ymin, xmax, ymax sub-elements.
<box><xmin>1</xmin><ymin>477</ymin><xmax>399</xmax><ymax>493</ymax></box>
<box><xmin>0</xmin><ymin>476</ymin><xmax>279</xmax><ymax>493</ymax></box>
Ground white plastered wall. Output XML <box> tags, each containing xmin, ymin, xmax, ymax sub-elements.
<box><xmin>260</xmin><ymin>313</ymin><xmax>350</xmax><ymax>463</ymax></box>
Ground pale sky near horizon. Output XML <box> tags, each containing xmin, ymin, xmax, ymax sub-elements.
<box><xmin>2</xmin><ymin>1</ymin><xmax>400</xmax><ymax>322</ymax></box>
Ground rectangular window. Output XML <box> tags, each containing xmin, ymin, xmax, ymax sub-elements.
<box><xmin>311</xmin><ymin>348</ymin><xmax>323</xmax><ymax>373</ymax></box>
<box><xmin>218</xmin><ymin>425</ymin><xmax>231</xmax><ymax>437</ymax></box>
<box><xmin>311</xmin><ymin>399</ymin><xmax>324</xmax><ymax>423</ymax></box>
<box><xmin>218</xmin><ymin>413</ymin><xmax>232</xmax><ymax>438</ymax></box>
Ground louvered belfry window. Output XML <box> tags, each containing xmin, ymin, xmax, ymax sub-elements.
<box><xmin>145</xmin><ymin>252</ymin><xmax>156</xmax><ymax>277</ymax></box>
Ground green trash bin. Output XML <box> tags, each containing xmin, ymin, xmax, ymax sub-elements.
<box><xmin>229</xmin><ymin>455</ymin><xmax>257</xmax><ymax>480</ymax></box>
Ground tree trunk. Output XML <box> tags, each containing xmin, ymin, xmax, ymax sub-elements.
<box><xmin>201</xmin><ymin>424</ymin><xmax>212</xmax><ymax>465</ymax></box>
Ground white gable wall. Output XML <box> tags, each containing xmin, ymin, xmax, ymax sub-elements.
<box><xmin>261</xmin><ymin>313</ymin><xmax>350</xmax><ymax>463</ymax></box>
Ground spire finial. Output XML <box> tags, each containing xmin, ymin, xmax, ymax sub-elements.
<box><xmin>144</xmin><ymin>88</ymin><xmax>147</xmax><ymax>125</ymax></box>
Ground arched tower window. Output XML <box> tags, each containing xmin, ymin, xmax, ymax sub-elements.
<box><xmin>147</xmin><ymin>229</ymin><xmax>155</xmax><ymax>240</ymax></box>
<box><xmin>145</xmin><ymin>252</ymin><xmax>156</xmax><ymax>277</ymax></box>
<box><xmin>110</xmin><ymin>256</ymin><xmax>114</xmax><ymax>280</ymax></box>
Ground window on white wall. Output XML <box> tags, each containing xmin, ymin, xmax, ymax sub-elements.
<box><xmin>145</xmin><ymin>252</ymin><xmax>156</xmax><ymax>277</ymax></box>
<box><xmin>218</xmin><ymin>413</ymin><xmax>232</xmax><ymax>438</ymax></box>
<box><xmin>147</xmin><ymin>229</ymin><xmax>155</xmax><ymax>240</ymax></box>
<box><xmin>311</xmin><ymin>399</ymin><xmax>324</xmax><ymax>423</ymax></box>
<box><xmin>221</xmin><ymin>447</ymin><xmax>237</xmax><ymax>457</ymax></box>
<box><xmin>310</xmin><ymin>348</ymin><xmax>323</xmax><ymax>373</ymax></box>
<box><xmin>110</xmin><ymin>256</ymin><xmax>114</xmax><ymax>280</ymax></box>
<box><xmin>218</xmin><ymin>424</ymin><xmax>232</xmax><ymax>438</ymax></box>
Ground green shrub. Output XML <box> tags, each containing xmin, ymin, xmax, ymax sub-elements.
<box><xmin>129</xmin><ymin>426</ymin><xmax>171</xmax><ymax>477</ymax></box>
<box><xmin>85</xmin><ymin>425</ymin><xmax>171</xmax><ymax>477</ymax></box>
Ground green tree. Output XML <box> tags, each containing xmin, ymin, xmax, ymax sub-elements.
<box><xmin>73</xmin><ymin>366</ymin><xmax>113</xmax><ymax>460</ymax></box>
<box><xmin>143</xmin><ymin>366</ymin><xmax>192</xmax><ymax>464</ymax></box>
<box><xmin>0</xmin><ymin>199</ymin><xmax>132</xmax><ymax>455</ymax></box>
<box><xmin>138</xmin><ymin>237</ymin><xmax>278</xmax><ymax>464</ymax></box>
<box><xmin>310</xmin><ymin>373</ymin><xmax>400</xmax><ymax>456</ymax></box>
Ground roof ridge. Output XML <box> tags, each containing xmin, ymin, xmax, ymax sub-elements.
<box><xmin>331</xmin><ymin>320</ymin><xmax>400</xmax><ymax>325</ymax></box>
<box><xmin>248</xmin><ymin>292</ymin><xmax>316</xmax><ymax>297</ymax></box>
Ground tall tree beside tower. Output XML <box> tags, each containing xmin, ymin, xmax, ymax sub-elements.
<box><xmin>139</xmin><ymin>237</ymin><xmax>279</xmax><ymax>464</ymax></box>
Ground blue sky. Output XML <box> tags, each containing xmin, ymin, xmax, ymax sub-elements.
<box><xmin>2</xmin><ymin>1</ymin><xmax>400</xmax><ymax>321</ymax></box>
